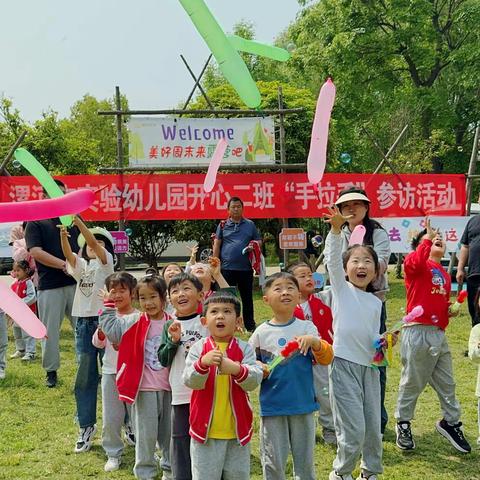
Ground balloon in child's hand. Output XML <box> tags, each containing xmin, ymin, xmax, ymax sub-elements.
<box><xmin>348</xmin><ymin>225</ymin><xmax>366</xmax><ymax>246</ymax></box>
<box><xmin>340</xmin><ymin>152</ymin><xmax>351</xmax><ymax>164</ymax></box>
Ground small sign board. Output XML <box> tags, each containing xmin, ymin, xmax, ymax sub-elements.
<box><xmin>110</xmin><ymin>231</ymin><xmax>129</xmax><ymax>254</ymax></box>
<box><xmin>279</xmin><ymin>228</ymin><xmax>306</xmax><ymax>250</ymax></box>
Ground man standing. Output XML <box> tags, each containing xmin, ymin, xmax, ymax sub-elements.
<box><xmin>25</xmin><ymin>180</ymin><xmax>80</xmax><ymax>387</ymax></box>
<box><xmin>213</xmin><ymin>197</ymin><xmax>261</xmax><ymax>332</ymax></box>
<box><xmin>457</xmin><ymin>199</ymin><xmax>480</xmax><ymax>327</ymax></box>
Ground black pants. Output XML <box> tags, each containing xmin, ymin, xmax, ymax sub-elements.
<box><xmin>221</xmin><ymin>269</ymin><xmax>255</xmax><ymax>331</ymax></box>
<box><xmin>379</xmin><ymin>302</ymin><xmax>388</xmax><ymax>434</ymax></box>
<box><xmin>171</xmin><ymin>403</ymin><xmax>191</xmax><ymax>480</ymax></box>
<box><xmin>467</xmin><ymin>275</ymin><xmax>480</xmax><ymax>327</ymax></box>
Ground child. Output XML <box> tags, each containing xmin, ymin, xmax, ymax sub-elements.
<box><xmin>60</xmin><ymin>217</ymin><xmax>115</xmax><ymax>453</ymax></box>
<box><xmin>10</xmin><ymin>260</ymin><xmax>37</xmax><ymax>361</ymax></box>
<box><xmin>288</xmin><ymin>261</ymin><xmax>336</xmax><ymax>445</ymax></box>
<box><xmin>249</xmin><ymin>272</ymin><xmax>333</xmax><ymax>480</ymax></box>
<box><xmin>161</xmin><ymin>264</ymin><xmax>183</xmax><ymax>316</ymax></box>
<box><xmin>324</xmin><ymin>206</ymin><xmax>384</xmax><ymax>480</ymax></box>
<box><xmin>183</xmin><ymin>293</ymin><xmax>263</xmax><ymax>480</ymax></box>
<box><xmin>395</xmin><ymin>219</ymin><xmax>471</xmax><ymax>453</ymax></box>
<box><xmin>190</xmin><ymin>257</ymin><xmax>232</xmax><ymax>299</ymax></box>
<box><xmin>158</xmin><ymin>273</ymin><xmax>208</xmax><ymax>480</ymax></box>
<box><xmin>100</xmin><ymin>275</ymin><xmax>172</xmax><ymax>480</ymax></box>
<box><xmin>92</xmin><ymin>272</ymin><xmax>138</xmax><ymax>472</ymax></box>
<box><xmin>468</xmin><ymin>289</ymin><xmax>480</xmax><ymax>445</ymax></box>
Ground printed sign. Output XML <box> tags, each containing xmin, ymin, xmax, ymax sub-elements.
<box><xmin>0</xmin><ymin>173</ymin><xmax>466</xmax><ymax>221</ymax></box>
<box><xmin>110</xmin><ymin>231</ymin><xmax>129</xmax><ymax>254</ymax></box>
<box><xmin>128</xmin><ymin>117</ymin><xmax>275</xmax><ymax>167</ymax></box>
<box><xmin>279</xmin><ymin>228</ymin><xmax>306</xmax><ymax>250</ymax></box>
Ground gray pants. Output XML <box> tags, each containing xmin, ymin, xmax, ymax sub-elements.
<box><xmin>313</xmin><ymin>364</ymin><xmax>334</xmax><ymax>430</ymax></box>
<box><xmin>190</xmin><ymin>438</ymin><xmax>250</xmax><ymax>480</ymax></box>
<box><xmin>0</xmin><ymin>312</ymin><xmax>7</xmax><ymax>370</ymax></box>
<box><xmin>38</xmin><ymin>285</ymin><xmax>76</xmax><ymax>372</ymax></box>
<box><xmin>13</xmin><ymin>324</ymin><xmax>36</xmax><ymax>354</ymax></box>
<box><xmin>101</xmin><ymin>373</ymin><xmax>132</xmax><ymax>458</ymax></box>
<box><xmin>330</xmin><ymin>357</ymin><xmax>383</xmax><ymax>477</ymax></box>
<box><xmin>395</xmin><ymin>325</ymin><xmax>461</xmax><ymax>424</ymax></box>
<box><xmin>260</xmin><ymin>413</ymin><xmax>316</xmax><ymax>480</ymax></box>
<box><xmin>133</xmin><ymin>390</ymin><xmax>172</xmax><ymax>480</ymax></box>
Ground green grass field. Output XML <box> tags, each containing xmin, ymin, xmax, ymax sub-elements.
<box><xmin>1</xmin><ymin>275</ymin><xmax>479</xmax><ymax>479</ymax></box>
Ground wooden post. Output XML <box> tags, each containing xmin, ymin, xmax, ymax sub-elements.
<box><xmin>278</xmin><ymin>87</ymin><xmax>289</xmax><ymax>268</ymax></box>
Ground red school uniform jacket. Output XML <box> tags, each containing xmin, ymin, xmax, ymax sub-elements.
<box><xmin>404</xmin><ymin>238</ymin><xmax>451</xmax><ymax>330</ymax></box>
<box><xmin>294</xmin><ymin>293</ymin><xmax>333</xmax><ymax>344</ymax></box>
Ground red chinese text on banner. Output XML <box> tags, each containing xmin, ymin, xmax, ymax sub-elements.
<box><xmin>0</xmin><ymin>173</ymin><xmax>465</xmax><ymax>221</ymax></box>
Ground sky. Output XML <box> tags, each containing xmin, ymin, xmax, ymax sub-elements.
<box><xmin>1</xmin><ymin>0</ymin><xmax>301</xmax><ymax>123</ymax></box>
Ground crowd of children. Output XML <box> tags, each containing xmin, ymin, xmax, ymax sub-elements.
<box><xmin>2</xmin><ymin>210</ymin><xmax>480</xmax><ymax>480</ymax></box>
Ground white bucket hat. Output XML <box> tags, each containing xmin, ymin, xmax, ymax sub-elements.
<box><xmin>78</xmin><ymin>227</ymin><xmax>114</xmax><ymax>249</ymax></box>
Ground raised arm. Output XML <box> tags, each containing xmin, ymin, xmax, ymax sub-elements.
<box><xmin>60</xmin><ymin>226</ymin><xmax>76</xmax><ymax>269</ymax></box>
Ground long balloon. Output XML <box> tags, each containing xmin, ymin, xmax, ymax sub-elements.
<box><xmin>349</xmin><ymin>225</ymin><xmax>366</xmax><ymax>246</ymax></box>
<box><xmin>178</xmin><ymin>0</ymin><xmax>262</xmax><ymax>108</ymax></box>
<box><xmin>307</xmin><ymin>78</ymin><xmax>336</xmax><ymax>184</ymax></box>
<box><xmin>0</xmin><ymin>282</ymin><xmax>46</xmax><ymax>339</ymax></box>
<box><xmin>203</xmin><ymin>138</ymin><xmax>228</xmax><ymax>193</ymax></box>
<box><xmin>13</xmin><ymin>148</ymin><xmax>72</xmax><ymax>226</ymax></box>
<box><xmin>0</xmin><ymin>189</ymin><xmax>95</xmax><ymax>223</ymax></box>
<box><xmin>227</xmin><ymin>35</ymin><xmax>290</xmax><ymax>62</ymax></box>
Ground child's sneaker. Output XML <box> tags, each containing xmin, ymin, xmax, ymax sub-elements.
<box><xmin>0</xmin><ymin>368</ymin><xmax>5</xmax><ymax>380</ymax></box>
<box><xmin>104</xmin><ymin>456</ymin><xmax>121</xmax><ymax>472</ymax></box>
<box><xmin>123</xmin><ymin>424</ymin><xmax>135</xmax><ymax>446</ymax></box>
<box><xmin>436</xmin><ymin>419</ymin><xmax>471</xmax><ymax>453</ymax></box>
<box><xmin>74</xmin><ymin>425</ymin><xmax>97</xmax><ymax>453</ymax></box>
<box><xmin>395</xmin><ymin>421</ymin><xmax>415</xmax><ymax>450</ymax></box>
<box><xmin>10</xmin><ymin>350</ymin><xmax>25</xmax><ymax>359</ymax></box>
<box><xmin>21</xmin><ymin>352</ymin><xmax>35</xmax><ymax>361</ymax></box>
<box><xmin>329</xmin><ymin>471</ymin><xmax>354</xmax><ymax>480</ymax></box>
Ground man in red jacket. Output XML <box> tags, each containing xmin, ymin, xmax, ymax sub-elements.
<box><xmin>394</xmin><ymin>219</ymin><xmax>471</xmax><ymax>454</ymax></box>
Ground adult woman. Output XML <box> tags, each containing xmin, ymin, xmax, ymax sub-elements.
<box><xmin>323</xmin><ymin>187</ymin><xmax>391</xmax><ymax>435</ymax></box>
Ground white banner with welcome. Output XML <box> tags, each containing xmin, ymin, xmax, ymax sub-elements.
<box><xmin>128</xmin><ymin>116</ymin><xmax>275</xmax><ymax>167</ymax></box>
<box><xmin>377</xmin><ymin>217</ymin><xmax>470</xmax><ymax>253</ymax></box>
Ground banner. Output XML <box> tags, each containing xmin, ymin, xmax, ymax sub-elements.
<box><xmin>128</xmin><ymin>117</ymin><xmax>275</xmax><ymax>167</ymax></box>
<box><xmin>377</xmin><ymin>217</ymin><xmax>469</xmax><ymax>253</ymax></box>
<box><xmin>0</xmin><ymin>173</ymin><xmax>466</xmax><ymax>221</ymax></box>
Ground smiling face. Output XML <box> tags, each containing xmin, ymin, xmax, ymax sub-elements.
<box><xmin>163</xmin><ymin>264</ymin><xmax>183</xmax><ymax>285</ymax></box>
<box><xmin>190</xmin><ymin>263</ymin><xmax>212</xmax><ymax>289</ymax></box>
<box><xmin>12</xmin><ymin>264</ymin><xmax>28</xmax><ymax>281</ymax></box>
<box><xmin>138</xmin><ymin>284</ymin><xmax>164</xmax><ymax>320</ymax></box>
<box><xmin>291</xmin><ymin>266</ymin><xmax>314</xmax><ymax>298</ymax></box>
<box><xmin>339</xmin><ymin>200</ymin><xmax>369</xmax><ymax>228</ymax></box>
<box><xmin>263</xmin><ymin>277</ymin><xmax>300</xmax><ymax>318</ymax></box>
<box><xmin>202</xmin><ymin>302</ymin><xmax>241</xmax><ymax>342</ymax></box>
<box><xmin>424</xmin><ymin>232</ymin><xmax>446</xmax><ymax>260</ymax></box>
<box><xmin>345</xmin><ymin>246</ymin><xmax>377</xmax><ymax>291</ymax></box>
<box><xmin>169</xmin><ymin>280</ymin><xmax>203</xmax><ymax>316</ymax></box>
<box><xmin>109</xmin><ymin>283</ymin><xmax>134</xmax><ymax>314</ymax></box>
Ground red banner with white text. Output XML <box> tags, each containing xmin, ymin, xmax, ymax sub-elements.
<box><xmin>0</xmin><ymin>173</ymin><xmax>466</xmax><ymax>221</ymax></box>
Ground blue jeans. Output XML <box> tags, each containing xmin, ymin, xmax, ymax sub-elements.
<box><xmin>74</xmin><ymin>316</ymin><xmax>103</xmax><ymax>428</ymax></box>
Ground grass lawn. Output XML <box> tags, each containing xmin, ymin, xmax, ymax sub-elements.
<box><xmin>1</xmin><ymin>274</ymin><xmax>479</xmax><ymax>479</ymax></box>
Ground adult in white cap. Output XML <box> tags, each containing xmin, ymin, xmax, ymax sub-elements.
<box><xmin>323</xmin><ymin>186</ymin><xmax>391</xmax><ymax>435</ymax></box>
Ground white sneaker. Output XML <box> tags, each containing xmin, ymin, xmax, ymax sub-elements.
<box><xmin>10</xmin><ymin>350</ymin><xmax>25</xmax><ymax>359</ymax></box>
<box><xmin>0</xmin><ymin>368</ymin><xmax>5</xmax><ymax>380</ymax></box>
<box><xmin>74</xmin><ymin>425</ymin><xmax>97</xmax><ymax>453</ymax></box>
<box><xmin>21</xmin><ymin>352</ymin><xmax>35</xmax><ymax>361</ymax></box>
<box><xmin>329</xmin><ymin>471</ymin><xmax>354</xmax><ymax>480</ymax></box>
<box><xmin>104</xmin><ymin>456</ymin><xmax>121</xmax><ymax>472</ymax></box>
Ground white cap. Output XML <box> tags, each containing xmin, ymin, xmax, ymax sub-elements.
<box><xmin>78</xmin><ymin>227</ymin><xmax>114</xmax><ymax>249</ymax></box>
<box><xmin>334</xmin><ymin>192</ymin><xmax>370</xmax><ymax>205</ymax></box>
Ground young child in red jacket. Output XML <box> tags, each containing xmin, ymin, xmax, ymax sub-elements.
<box><xmin>395</xmin><ymin>219</ymin><xmax>471</xmax><ymax>454</ymax></box>
<box><xmin>183</xmin><ymin>293</ymin><xmax>263</xmax><ymax>480</ymax></box>
<box><xmin>288</xmin><ymin>261</ymin><xmax>336</xmax><ymax>445</ymax></box>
